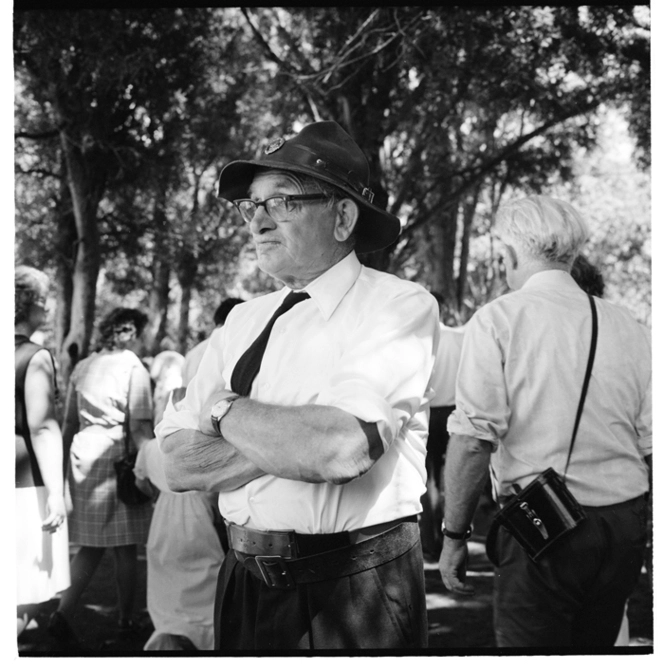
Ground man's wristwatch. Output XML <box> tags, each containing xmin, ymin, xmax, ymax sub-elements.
<box><xmin>441</xmin><ymin>522</ymin><xmax>473</xmax><ymax>541</ymax></box>
<box><xmin>210</xmin><ymin>394</ymin><xmax>240</xmax><ymax>436</ymax></box>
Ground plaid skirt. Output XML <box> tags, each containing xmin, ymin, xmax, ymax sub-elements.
<box><xmin>68</xmin><ymin>427</ymin><xmax>152</xmax><ymax>547</ymax></box>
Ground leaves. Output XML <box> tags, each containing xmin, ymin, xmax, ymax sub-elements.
<box><xmin>14</xmin><ymin>6</ymin><xmax>651</xmax><ymax>361</ymax></box>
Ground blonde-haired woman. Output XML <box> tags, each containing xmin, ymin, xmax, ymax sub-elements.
<box><xmin>15</xmin><ymin>266</ymin><xmax>70</xmax><ymax>638</ymax></box>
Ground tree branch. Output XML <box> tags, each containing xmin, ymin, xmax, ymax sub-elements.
<box><xmin>241</xmin><ymin>8</ymin><xmax>298</xmax><ymax>74</ymax></box>
<box><xmin>15</xmin><ymin>129</ymin><xmax>61</xmax><ymax>140</ymax></box>
<box><xmin>15</xmin><ymin>166</ymin><xmax>61</xmax><ymax>179</ymax></box>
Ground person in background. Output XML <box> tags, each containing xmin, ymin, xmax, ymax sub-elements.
<box><xmin>149</xmin><ymin>343</ymin><xmax>185</xmax><ymax>425</ymax></box>
<box><xmin>135</xmin><ymin>384</ymin><xmax>224</xmax><ymax>651</ymax></box>
<box><xmin>15</xmin><ymin>266</ymin><xmax>70</xmax><ymax>638</ymax></box>
<box><xmin>157</xmin><ymin>120</ymin><xmax>439</xmax><ymax>650</ymax></box>
<box><xmin>438</xmin><ymin>196</ymin><xmax>651</xmax><ymax>648</ymax></box>
<box><xmin>419</xmin><ymin>292</ymin><xmax>464</xmax><ymax>558</ymax></box>
<box><xmin>49</xmin><ymin>308</ymin><xmax>154</xmax><ymax>646</ymax></box>
<box><xmin>570</xmin><ymin>253</ymin><xmax>605</xmax><ymax>299</ymax></box>
<box><xmin>181</xmin><ymin>298</ymin><xmax>245</xmax><ymax>386</ymax></box>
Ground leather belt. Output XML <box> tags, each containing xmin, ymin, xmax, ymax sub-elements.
<box><xmin>228</xmin><ymin>516</ymin><xmax>419</xmax><ymax>590</ymax></box>
<box><xmin>226</xmin><ymin>515</ymin><xmax>415</xmax><ymax>559</ymax></box>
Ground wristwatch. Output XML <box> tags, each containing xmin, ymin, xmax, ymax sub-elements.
<box><xmin>441</xmin><ymin>521</ymin><xmax>473</xmax><ymax>541</ymax></box>
<box><xmin>210</xmin><ymin>394</ymin><xmax>240</xmax><ymax>436</ymax></box>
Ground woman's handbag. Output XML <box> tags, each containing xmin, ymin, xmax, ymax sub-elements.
<box><xmin>115</xmin><ymin>367</ymin><xmax>152</xmax><ymax>506</ymax></box>
<box><xmin>486</xmin><ymin>293</ymin><xmax>598</xmax><ymax>564</ymax></box>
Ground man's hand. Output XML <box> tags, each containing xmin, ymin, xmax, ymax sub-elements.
<box><xmin>438</xmin><ymin>539</ymin><xmax>475</xmax><ymax>596</ymax></box>
<box><xmin>197</xmin><ymin>388</ymin><xmax>240</xmax><ymax>436</ymax></box>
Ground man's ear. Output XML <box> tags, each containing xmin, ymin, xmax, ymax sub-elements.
<box><xmin>333</xmin><ymin>198</ymin><xmax>359</xmax><ymax>243</ymax></box>
<box><xmin>505</xmin><ymin>244</ymin><xmax>519</xmax><ymax>270</ymax></box>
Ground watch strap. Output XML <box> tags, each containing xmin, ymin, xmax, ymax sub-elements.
<box><xmin>441</xmin><ymin>523</ymin><xmax>473</xmax><ymax>541</ymax></box>
<box><xmin>211</xmin><ymin>394</ymin><xmax>240</xmax><ymax>436</ymax></box>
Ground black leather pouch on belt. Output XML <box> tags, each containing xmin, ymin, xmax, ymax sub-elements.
<box><xmin>231</xmin><ymin>519</ymin><xmax>420</xmax><ymax>589</ymax></box>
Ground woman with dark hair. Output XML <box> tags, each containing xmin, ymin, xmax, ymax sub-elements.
<box><xmin>15</xmin><ymin>266</ymin><xmax>70</xmax><ymax>637</ymax></box>
<box><xmin>571</xmin><ymin>254</ymin><xmax>605</xmax><ymax>298</ymax></box>
<box><xmin>49</xmin><ymin>308</ymin><xmax>154</xmax><ymax>646</ymax></box>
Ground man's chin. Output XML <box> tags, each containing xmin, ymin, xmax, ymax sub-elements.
<box><xmin>256</xmin><ymin>255</ymin><xmax>283</xmax><ymax>279</ymax></box>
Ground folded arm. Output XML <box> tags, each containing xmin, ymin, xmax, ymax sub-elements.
<box><xmin>159</xmin><ymin>428</ymin><xmax>267</xmax><ymax>492</ymax></box>
<box><xmin>158</xmin><ymin>286</ymin><xmax>436</xmax><ymax>491</ymax></box>
<box><xmin>161</xmin><ymin>391</ymin><xmax>382</xmax><ymax>491</ymax></box>
<box><xmin>216</xmin><ymin>396</ymin><xmax>383</xmax><ymax>485</ymax></box>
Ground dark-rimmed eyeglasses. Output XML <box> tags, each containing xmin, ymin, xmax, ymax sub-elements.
<box><xmin>233</xmin><ymin>194</ymin><xmax>329</xmax><ymax>224</ymax></box>
<box><xmin>113</xmin><ymin>323</ymin><xmax>137</xmax><ymax>335</ymax></box>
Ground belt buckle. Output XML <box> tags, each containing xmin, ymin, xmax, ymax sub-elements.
<box><xmin>254</xmin><ymin>555</ymin><xmax>296</xmax><ymax>589</ymax></box>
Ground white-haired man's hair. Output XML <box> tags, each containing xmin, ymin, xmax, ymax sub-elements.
<box><xmin>495</xmin><ymin>195</ymin><xmax>589</xmax><ymax>265</ymax></box>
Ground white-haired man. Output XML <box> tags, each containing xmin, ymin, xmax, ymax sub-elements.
<box><xmin>156</xmin><ymin>121</ymin><xmax>439</xmax><ymax>650</ymax></box>
<box><xmin>438</xmin><ymin>195</ymin><xmax>651</xmax><ymax>648</ymax></box>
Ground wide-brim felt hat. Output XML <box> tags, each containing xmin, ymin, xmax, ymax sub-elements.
<box><xmin>216</xmin><ymin>121</ymin><xmax>401</xmax><ymax>253</ymax></box>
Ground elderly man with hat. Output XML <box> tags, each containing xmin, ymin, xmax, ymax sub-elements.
<box><xmin>156</xmin><ymin>121</ymin><xmax>439</xmax><ymax>650</ymax></box>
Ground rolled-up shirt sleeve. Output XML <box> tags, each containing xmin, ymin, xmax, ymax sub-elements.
<box><xmin>447</xmin><ymin>311</ymin><xmax>509</xmax><ymax>450</ymax></box>
<box><xmin>155</xmin><ymin>325</ymin><xmax>227</xmax><ymax>445</ymax></box>
<box><xmin>316</xmin><ymin>289</ymin><xmax>439</xmax><ymax>452</ymax></box>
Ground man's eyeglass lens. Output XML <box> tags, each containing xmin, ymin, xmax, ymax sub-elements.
<box><xmin>234</xmin><ymin>195</ymin><xmax>328</xmax><ymax>223</ymax></box>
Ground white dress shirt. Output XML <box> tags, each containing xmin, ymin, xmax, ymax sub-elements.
<box><xmin>182</xmin><ymin>337</ymin><xmax>211</xmax><ymax>386</ymax></box>
<box><xmin>430</xmin><ymin>324</ymin><xmax>465</xmax><ymax>408</ymax></box>
<box><xmin>448</xmin><ymin>270</ymin><xmax>651</xmax><ymax>507</ymax></box>
<box><xmin>157</xmin><ymin>252</ymin><xmax>440</xmax><ymax>533</ymax></box>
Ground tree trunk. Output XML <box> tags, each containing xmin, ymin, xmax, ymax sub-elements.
<box><xmin>176</xmin><ymin>251</ymin><xmax>198</xmax><ymax>355</ymax></box>
<box><xmin>58</xmin><ymin>132</ymin><xmax>104</xmax><ymax>385</ymax></box>
<box><xmin>456</xmin><ymin>186</ymin><xmax>480</xmax><ymax>314</ymax></box>
<box><xmin>53</xmin><ymin>176</ymin><xmax>76</xmax><ymax>360</ymax></box>
<box><xmin>430</xmin><ymin>196</ymin><xmax>459</xmax><ymax>305</ymax></box>
<box><xmin>146</xmin><ymin>258</ymin><xmax>171</xmax><ymax>355</ymax></box>
<box><xmin>145</xmin><ymin>194</ymin><xmax>171</xmax><ymax>355</ymax></box>
<box><xmin>177</xmin><ymin>282</ymin><xmax>193</xmax><ymax>356</ymax></box>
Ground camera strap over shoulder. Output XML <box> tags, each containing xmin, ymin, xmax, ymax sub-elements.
<box><xmin>563</xmin><ymin>293</ymin><xmax>598</xmax><ymax>480</ymax></box>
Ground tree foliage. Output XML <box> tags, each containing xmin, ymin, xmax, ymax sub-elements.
<box><xmin>14</xmin><ymin>6</ymin><xmax>651</xmax><ymax>379</ymax></box>
<box><xmin>14</xmin><ymin>8</ymin><xmax>250</xmax><ymax>377</ymax></box>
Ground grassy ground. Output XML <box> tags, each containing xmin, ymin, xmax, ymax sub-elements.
<box><xmin>17</xmin><ymin>538</ymin><xmax>653</xmax><ymax>656</ymax></box>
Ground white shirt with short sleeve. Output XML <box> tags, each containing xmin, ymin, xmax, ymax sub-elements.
<box><xmin>156</xmin><ymin>251</ymin><xmax>440</xmax><ymax>533</ymax></box>
<box><xmin>447</xmin><ymin>270</ymin><xmax>651</xmax><ymax>507</ymax></box>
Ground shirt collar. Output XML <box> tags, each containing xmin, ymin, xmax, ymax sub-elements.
<box><xmin>290</xmin><ymin>251</ymin><xmax>361</xmax><ymax>321</ymax></box>
<box><xmin>521</xmin><ymin>269</ymin><xmax>580</xmax><ymax>292</ymax></box>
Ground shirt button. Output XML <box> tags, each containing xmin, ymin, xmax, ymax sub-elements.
<box><xmin>263</xmin><ymin>382</ymin><xmax>271</xmax><ymax>390</ymax></box>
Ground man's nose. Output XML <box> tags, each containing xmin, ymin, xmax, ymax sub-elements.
<box><xmin>249</xmin><ymin>206</ymin><xmax>276</xmax><ymax>235</ymax></box>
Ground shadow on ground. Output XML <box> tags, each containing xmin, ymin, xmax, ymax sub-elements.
<box><xmin>18</xmin><ymin>539</ymin><xmax>653</xmax><ymax>655</ymax></box>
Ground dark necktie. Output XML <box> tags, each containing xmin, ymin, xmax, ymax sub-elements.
<box><xmin>230</xmin><ymin>291</ymin><xmax>311</xmax><ymax>396</ymax></box>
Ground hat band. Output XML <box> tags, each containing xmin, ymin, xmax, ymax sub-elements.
<box><xmin>270</xmin><ymin>143</ymin><xmax>375</xmax><ymax>204</ymax></box>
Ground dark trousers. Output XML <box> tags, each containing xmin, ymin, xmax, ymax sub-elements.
<box><xmin>492</xmin><ymin>493</ymin><xmax>648</xmax><ymax>648</ymax></box>
<box><xmin>214</xmin><ymin>538</ymin><xmax>428</xmax><ymax>650</ymax></box>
